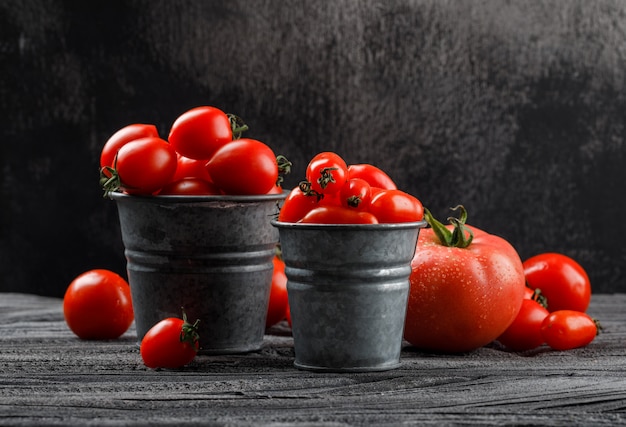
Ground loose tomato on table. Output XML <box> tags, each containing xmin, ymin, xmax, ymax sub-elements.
<box><xmin>63</xmin><ymin>269</ymin><xmax>134</xmax><ymax>340</ymax></box>
<box><xmin>266</xmin><ymin>256</ymin><xmax>289</xmax><ymax>328</ymax></box>
<box><xmin>205</xmin><ymin>138</ymin><xmax>279</xmax><ymax>195</ymax></box>
<box><xmin>404</xmin><ymin>206</ymin><xmax>526</xmax><ymax>353</ymax></box>
<box><xmin>523</xmin><ymin>252</ymin><xmax>591</xmax><ymax>312</ymax></box>
<box><xmin>140</xmin><ymin>311</ymin><xmax>200</xmax><ymax>369</ymax></box>
<box><xmin>496</xmin><ymin>298</ymin><xmax>549</xmax><ymax>351</ymax></box>
<box><xmin>541</xmin><ymin>310</ymin><xmax>598</xmax><ymax>351</ymax></box>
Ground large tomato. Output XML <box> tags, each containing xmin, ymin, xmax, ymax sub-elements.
<box><xmin>404</xmin><ymin>206</ymin><xmax>526</xmax><ymax>353</ymax></box>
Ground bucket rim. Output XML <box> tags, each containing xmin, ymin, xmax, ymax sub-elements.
<box><xmin>270</xmin><ymin>219</ymin><xmax>427</xmax><ymax>230</ymax></box>
<box><xmin>108</xmin><ymin>190</ymin><xmax>288</xmax><ymax>204</ymax></box>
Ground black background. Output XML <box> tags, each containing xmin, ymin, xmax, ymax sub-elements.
<box><xmin>1</xmin><ymin>0</ymin><xmax>625</xmax><ymax>296</ymax></box>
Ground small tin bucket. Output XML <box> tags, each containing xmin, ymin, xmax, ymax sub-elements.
<box><xmin>271</xmin><ymin>220</ymin><xmax>427</xmax><ymax>372</ymax></box>
<box><xmin>111</xmin><ymin>192</ymin><xmax>284</xmax><ymax>354</ymax></box>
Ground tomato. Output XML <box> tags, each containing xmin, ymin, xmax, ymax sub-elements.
<box><xmin>100</xmin><ymin>123</ymin><xmax>159</xmax><ymax>176</ymax></box>
<box><xmin>140</xmin><ymin>311</ymin><xmax>200</xmax><ymax>369</ymax></box>
<box><xmin>404</xmin><ymin>206</ymin><xmax>526</xmax><ymax>353</ymax></box>
<box><xmin>541</xmin><ymin>310</ymin><xmax>598</xmax><ymax>351</ymax></box>
<box><xmin>299</xmin><ymin>205</ymin><xmax>379</xmax><ymax>224</ymax></box>
<box><xmin>158</xmin><ymin>178</ymin><xmax>221</xmax><ymax>195</ymax></box>
<box><xmin>103</xmin><ymin>136</ymin><xmax>178</xmax><ymax>195</ymax></box>
<box><xmin>348</xmin><ymin>164</ymin><xmax>397</xmax><ymax>190</ymax></box>
<box><xmin>172</xmin><ymin>155</ymin><xmax>213</xmax><ymax>182</ymax></box>
<box><xmin>266</xmin><ymin>256</ymin><xmax>289</xmax><ymax>328</ymax></box>
<box><xmin>523</xmin><ymin>253</ymin><xmax>591</xmax><ymax>312</ymax></box>
<box><xmin>63</xmin><ymin>269</ymin><xmax>134</xmax><ymax>340</ymax></box>
<box><xmin>205</xmin><ymin>138</ymin><xmax>278</xmax><ymax>195</ymax></box>
<box><xmin>305</xmin><ymin>152</ymin><xmax>349</xmax><ymax>195</ymax></box>
<box><xmin>277</xmin><ymin>186</ymin><xmax>321</xmax><ymax>222</ymax></box>
<box><xmin>497</xmin><ymin>299</ymin><xmax>550</xmax><ymax>351</ymax></box>
<box><xmin>339</xmin><ymin>178</ymin><xmax>372</xmax><ymax>210</ymax></box>
<box><xmin>368</xmin><ymin>189</ymin><xmax>424</xmax><ymax>223</ymax></box>
<box><xmin>168</xmin><ymin>106</ymin><xmax>234</xmax><ymax>160</ymax></box>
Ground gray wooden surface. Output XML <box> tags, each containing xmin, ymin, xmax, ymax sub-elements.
<box><xmin>1</xmin><ymin>292</ymin><xmax>625</xmax><ymax>426</ymax></box>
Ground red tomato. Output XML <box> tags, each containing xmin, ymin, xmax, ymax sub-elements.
<box><xmin>173</xmin><ymin>155</ymin><xmax>213</xmax><ymax>182</ymax></box>
<box><xmin>112</xmin><ymin>137</ymin><xmax>178</xmax><ymax>194</ymax></box>
<box><xmin>206</xmin><ymin>138</ymin><xmax>278</xmax><ymax>195</ymax></box>
<box><xmin>523</xmin><ymin>253</ymin><xmax>591</xmax><ymax>312</ymax></box>
<box><xmin>266</xmin><ymin>256</ymin><xmax>289</xmax><ymax>328</ymax></box>
<box><xmin>497</xmin><ymin>299</ymin><xmax>550</xmax><ymax>351</ymax></box>
<box><xmin>339</xmin><ymin>178</ymin><xmax>372</xmax><ymax>210</ymax></box>
<box><xmin>541</xmin><ymin>310</ymin><xmax>598</xmax><ymax>351</ymax></box>
<box><xmin>404</xmin><ymin>207</ymin><xmax>526</xmax><ymax>353</ymax></box>
<box><xmin>158</xmin><ymin>178</ymin><xmax>221</xmax><ymax>195</ymax></box>
<box><xmin>277</xmin><ymin>186</ymin><xmax>321</xmax><ymax>222</ymax></box>
<box><xmin>63</xmin><ymin>269</ymin><xmax>134</xmax><ymax>340</ymax></box>
<box><xmin>347</xmin><ymin>164</ymin><xmax>397</xmax><ymax>190</ymax></box>
<box><xmin>305</xmin><ymin>152</ymin><xmax>348</xmax><ymax>195</ymax></box>
<box><xmin>100</xmin><ymin>123</ymin><xmax>159</xmax><ymax>175</ymax></box>
<box><xmin>168</xmin><ymin>106</ymin><xmax>233</xmax><ymax>160</ymax></box>
<box><xmin>368</xmin><ymin>189</ymin><xmax>424</xmax><ymax>223</ymax></box>
<box><xmin>299</xmin><ymin>205</ymin><xmax>379</xmax><ymax>224</ymax></box>
<box><xmin>140</xmin><ymin>312</ymin><xmax>200</xmax><ymax>369</ymax></box>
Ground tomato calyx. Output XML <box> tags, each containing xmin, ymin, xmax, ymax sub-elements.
<box><xmin>227</xmin><ymin>114</ymin><xmax>249</xmax><ymax>140</ymax></box>
<box><xmin>298</xmin><ymin>180</ymin><xmax>324</xmax><ymax>202</ymax></box>
<box><xmin>316</xmin><ymin>167</ymin><xmax>339</xmax><ymax>190</ymax></box>
<box><xmin>180</xmin><ymin>309</ymin><xmax>201</xmax><ymax>348</ymax></box>
<box><xmin>276</xmin><ymin>155</ymin><xmax>292</xmax><ymax>186</ymax></box>
<box><xmin>527</xmin><ymin>286</ymin><xmax>549</xmax><ymax>308</ymax></box>
<box><xmin>424</xmin><ymin>205</ymin><xmax>474</xmax><ymax>248</ymax></box>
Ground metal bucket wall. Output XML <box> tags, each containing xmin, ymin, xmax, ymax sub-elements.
<box><xmin>272</xmin><ymin>220</ymin><xmax>427</xmax><ymax>372</ymax></box>
<box><xmin>111</xmin><ymin>192</ymin><xmax>284</xmax><ymax>354</ymax></box>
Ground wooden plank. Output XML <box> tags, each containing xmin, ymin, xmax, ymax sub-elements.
<box><xmin>1</xmin><ymin>293</ymin><xmax>626</xmax><ymax>425</ymax></box>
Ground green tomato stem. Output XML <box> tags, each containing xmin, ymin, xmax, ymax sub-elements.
<box><xmin>424</xmin><ymin>205</ymin><xmax>474</xmax><ymax>248</ymax></box>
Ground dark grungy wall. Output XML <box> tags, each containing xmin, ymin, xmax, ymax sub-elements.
<box><xmin>1</xmin><ymin>0</ymin><xmax>625</xmax><ymax>296</ymax></box>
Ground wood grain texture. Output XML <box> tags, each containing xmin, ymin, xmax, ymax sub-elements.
<box><xmin>1</xmin><ymin>293</ymin><xmax>625</xmax><ymax>426</ymax></box>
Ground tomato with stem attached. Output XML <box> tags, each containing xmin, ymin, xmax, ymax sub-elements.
<box><xmin>339</xmin><ymin>178</ymin><xmax>372</xmax><ymax>210</ymax></box>
<box><xmin>140</xmin><ymin>310</ymin><xmax>200</xmax><ymax>369</ymax></box>
<box><xmin>523</xmin><ymin>253</ymin><xmax>591</xmax><ymax>312</ymax></box>
<box><xmin>63</xmin><ymin>269</ymin><xmax>134</xmax><ymax>340</ymax></box>
<box><xmin>541</xmin><ymin>310</ymin><xmax>598</xmax><ymax>351</ymax></box>
<box><xmin>305</xmin><ymin>152</ymin><xmax>349</xmax><ymax>195</ymax></box>
<box><xmin>404</xmin><ymin>206</ymin><xmax>526</xmax><ymax>353</ymax></box>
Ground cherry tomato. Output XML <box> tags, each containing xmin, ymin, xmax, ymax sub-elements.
<box><xmin>368</xmin><ymin>189</ymin><xmax>424</xmax><ymax>223</ymax></box>
<box><xmin>112</xmin><ymin>137</ymin><xmax>178</xmax><ymax>194</ymax></box>
<box><xmin>205</xmin><ymin>138</ymin><xmax>278</xmax><ymax>195</ymax></box>
<box><xmin>173</xmin><ymin>155</ymin><xmax>213</xmax><ymax>182</ymax></box>
<box><xmin>523</xmin><ymin>253</ymin><xmax>591</xmax><ymax>312</ymax></box>
<box><xmin>347</xmin><ymin>163</ymin><xmax>397</xmax><ymax>190</ymax></box>
<box><xmin>305</xmin><ymin>152</ymin><xmax>349</xmax><ymax>195</ymax></box>
<box><xmin>497</xmin><ymin>299</ymin><xmax>550</xmax><ymax>351</ymax></box>
<box><xmin>168</xmin><ymin>106</ymin><xmax>233</xmax><ymax>160</ymax></box>
<box><xmin>266</xmin><ymin>256</ymin><xmax>289</xmax><ymax>328</ymax></box>
<box><xmin>339</xmin><ymin>178</ymin><xmax>372</xmax><ymax>210</ymax></box>
<box><xmin>299</xmin><ymin>205</ymin><xmax>379</xmax><ymax>224</ymax></box>
<box><xmin>277</xmin><ymin>186</ymin><xmax>321</xmax><ymax>222</ymax></box>
<box><xmin>405</xmin><ymin>207</ymin><xmax>526</xmax><ymax>353</ymax></box>
<box><xmin>541</xmin><ymin>310</ymin><xmax>598</xmax><ymax>351</ymax></box>
<box><xmin>140</xmin><ymin>311</ymin><xmax>200</xmax><ymax>369</ymax></box>
<box><xmin>100</xmin><ymin>123</ymin><xmax>159</xmax><ymax>176</ymax></box>
<box><xmin>63</xmin><ymin>269</ymin><xmax>134</xmax><ymax>340</ymax></box>
<box><xmin>158</xmin><ymin>178</ymin><xmax>221</xmax><ymax>195</ymax></box>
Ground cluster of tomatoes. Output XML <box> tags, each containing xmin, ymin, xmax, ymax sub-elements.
<box><xmin>497</xmin><ymin>252</ymin><xmax>598</xmax><ymax>352</ymax></box>
<box><xmin>278</xmin><ymin>151</ymin><xmax>424</xmax><ymax>224</ymax></box>
<box><xmin>99</xmin><ymin>106</ymin><xmax>289</xmax><ymax>196</ymax></box>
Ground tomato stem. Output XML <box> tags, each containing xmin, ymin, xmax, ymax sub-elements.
<box><xmin>276</xmin><ymin>155</ymin><xmax>292</xmax><ymax>186</ymax></box>
<box><xmin>298</xmin><ymin>180</ymin><xmax>324</xmax><ymax>201</ymax></box>
<box><xmin>180</xmin><ymin>308</ymin><xmax>200</xmax><ymax>347</ymax></box>
<box><xmin>424</xmin><ymin>205</ymin><xmax>474</xmax><ymax>248</ymax></box>
<box><xmin>227</xmin><ymin>114</ymin><xmax>249</xmax><ymax>140</ymax></box>
<box><xmin>100</xmin><ymin>155</ymin><xmax>122</xmax><ymax>197</ymax></box>
<box><xmin>317</xmin><ymin>167</ymin><xmax>338</xmax><ymax>190</ymax></box>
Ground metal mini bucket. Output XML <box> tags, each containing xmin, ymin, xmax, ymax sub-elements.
<box><xmin>111</xmin><ymin>191</ymin><xmax>285</xmax><ymax>354</ymax></box>
<box><xmin>271</xmin><ymin>220</ymin><xmax>427</xmax><ymax>372</ymax></box>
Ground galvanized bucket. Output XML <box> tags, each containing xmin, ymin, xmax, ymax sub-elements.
<box><xmin>271</xmin><ymin>220</ymin><xmax>427</xmax><ymax>372</ymax></box>
<box><xmin>111</xmin><ymin>191</ymin><xmax>284</xmax><ymax>354</ymax></box>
